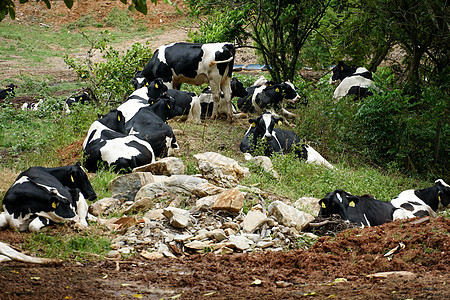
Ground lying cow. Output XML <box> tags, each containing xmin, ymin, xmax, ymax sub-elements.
<box><xmin>0</xmin><ymin>83</ymin><xmax>16</xmax><ymax>100</ymax></box>
<box><xmin>236</xmin><ymin>81</ymin><xmax>302</xmax><ymax>119</ymax></box>
<box><xmin>330</xmin><ymin>61</ymin><xmax>377</xmax><ymax>100</ymax></box>
<box><xmin>391</xmin><ymin>179</ymin><xmax>450</xmax><ymax>219</ymax></box>
<box><xmin>318</xmin><ymin>189</ymin><xmax>396</xmax><ymax>227</ymax></box>
<box><xmin>136</xmin><ymin>42</ymin><xmax>236</xmax><ymax>120</ymax></box>
<box><xmin>65</xmin><ymin>91</ymin><xmax>91</xmax><ymax>107</ymax></box>
<box><xmin>240</xmin><ymin>112</ymin><xmax>334</xmax><ymax>169</ymax></box>
<box><xmin>126</xmin><ymin>93</ymin><xmax>182</xmax><ymax>158</ymax></box>
<box><xmin>83</xmin><ymin>109</ymin><xmax>156</xmax><ymax>173</ymax></box>
<box><xmin>118</xmin><ymin>78</ymin><xmax>168</xmax><ymax>122</ymax></box>
<box><xmin>0</xmin><ymin>163</ymin><xmax>97</xmax><ymax>232</ymax></box>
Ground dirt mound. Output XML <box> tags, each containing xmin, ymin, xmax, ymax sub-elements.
<box><xmin>1</xmin><ymin>217</ymin><xmax>448</xmax><ymax>299</ymax></box>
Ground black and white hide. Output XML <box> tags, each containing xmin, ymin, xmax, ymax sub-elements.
<box><xmin>125</xmin><ymin>94</ymin><xmax>183</xmax><ymax>158</ymax></box>
<box><xmin>391</xmin><ymin>179</ymin><xmax>450</xmax><ymax>219</ymax></box>
<box><xmin>318</xmin><ymin>189</ymin><xmax>396</xmax><ymax>227</ymax></box>
<box><xmin>0</xmin><ymin>163</ymin><xmax>96</xmax><ymax>232</ymax></box>
<box><xmin>136</xmin><ymin>42</ymin><xmax>235</xmax><ymax>120</ymax></box>
<box><xmin>236</xmin><ymin>81</ymin><xmax>302</xmax><ymax>119</ymax></box>
<box><xmin>330</xmin><ymin>61</ymin><xmax>376</xmax><ymax>100</ymax></box>
<box><xmin>82</xmin><ymin>109</ymin><xmax>155</xmax><ymax>173</ymax></box>
<box><xmin>240</xmin><ymin>112</ymin><xmax>334</xmax><ymax>169</ymax></box>
<box><xmin>0</xmin><ymin>83</ymin><xmax>16</xmax><ymax>100</ymax></box>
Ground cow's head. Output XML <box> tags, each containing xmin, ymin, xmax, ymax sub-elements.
<box><xmin>280</xmin><ymin>81</ymin><xmax>301</xmax><ymax>103</ymax></box>
<box><xmin>231</xmin><ymin>77</ymin><xmax>247</xmax><ymax>98</ymax></box>
<box><xmin>249</xmin><ymin>112</ymin><xmax>283</xmax><ymax>140</ymax></box>
<box><xmin>65</xmin><ymin>162</ymin><xmax>97</xmax><ymax>201</ymax></box>
<box><xmin>147</xmin><ymin>78</ymin><xmax>168</xmax><ymax>102</ymax></box>
<box><xmin>318</xmin><ymin>189</ymin><xmax>360</xmax><ymax>221</ymax></box>
<box><xmin>131</xmin><ymin>70</ymin><xmax>148</xmax><ymax>90</ymax></box>
<box><xmin>434</xmin><ymin>179</ymin><xmax>450</xmax><ymax>211</ymax></box>
<box><xmin>160</xmin><ymin>93</ymin><xmax>183</xmax><ymax>118</ymax></box>
<box><xmin>330</xmin><ymin>61</ymin><xmax>357</xmax><ymax>84</ymax></box>
<box><xmin>97</xmin><ymin>109</ymin><xmax>126</xmax><ymax>134</ymax></box>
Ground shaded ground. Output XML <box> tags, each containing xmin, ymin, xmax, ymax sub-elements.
<box><xmin>1</xmin><ymin>217</ymin><xmax>449</xmax><ymax>299</ymax></box>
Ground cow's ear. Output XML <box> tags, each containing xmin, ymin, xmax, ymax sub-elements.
<box><xmin>117</xmin><ymin>114</ymin><xmax>121</xmax><ymax>122</ymax></box>
<box><xmin>49</xmin><ymin>196</ymin><xmax>60</xmax><ymax>210</ymax></box>
<box><xmin>347</xmin><ymin>195</ymin><xmax>359</xmax><ymax>207</ymax></box>
<box><xmin>275</xmin><ymin>117</ymin><xmax>283</xmax><ymax>125</ymax></box>
<box><xmin>319</xmin><ymin>199</ymin><xmax>327</xmax><ymax>209</ymax></box>
<box><xmin>155</xmin><ymin>83</ymin><xmax>159</xmax><ymax>89</ymax></box>
<box><xmin>249</xmin><ymin>118</ymin><xmax>256</xmax><ymax>127</ymax></box>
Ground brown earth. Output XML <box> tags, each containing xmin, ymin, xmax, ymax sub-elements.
<box><xmin>1</xmin><ymin>1</ymin><xmax>449</xmax><ymax>299</ymax></box>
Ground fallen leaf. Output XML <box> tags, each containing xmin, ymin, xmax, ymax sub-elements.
<box><xmin>203</xmin><ymin>292</ymin><xmax>216</xmax><ymax>296</ymax></box>
<box><xmin>30</xmin><ymin>276</ymin><xmax>40</xmax><ymax>280</ymax></box>
<box><xmin>132</xmin><ymin>294</ymin><xmax>143</xmax><ymax>298</ymax></box>
<box><xmin>334</xmin><ymin>278</ymin><xmax>347</xmax><ymax>284</ymax></box>
<box><xmin>303</xmin><ymin>292</ymin><xmax>317</xmax><ymax>296</ymax></box>
<box><xmin>121</xmin><ymin>283</ymin><xmax>131</xmax><ymax>287</ymax></box>
<box><xmin>102</xmin><ymin>275</ymin><xmax>108</xmax><ymax>279</ymax></box>
<box><xmin>251</xmin><ymin>279</ymin><xmax>262</xmax><ymax>285</ymax></box>
<box><xmin>169</xmin><ymin>293</ymin><xmax>183</xmax><ymax>299</ymax></box>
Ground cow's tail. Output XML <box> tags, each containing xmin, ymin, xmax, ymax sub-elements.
<box><xmin>209</xmin><ymin>56</ymin><xmax>234</xmax><ymax>67</ymax></box>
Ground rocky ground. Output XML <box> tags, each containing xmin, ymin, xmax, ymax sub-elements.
<box><xmin>1</xmin><ymin>1</ymin><xmax>449</xmax><ymax>299</ymax></box>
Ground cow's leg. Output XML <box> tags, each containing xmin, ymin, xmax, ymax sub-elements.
<box><xmin>210</xmin><ymin>80</ymin><xmax>222</xmax><ymax>120</ymax></box>
<box><xmin>29</xmin><ymin>216</ymin><xmax>51</xmax><ymax>232</ymax></box>
<box><xmin>221</xmin><ymin>77</ymin><xmax>233</xmax><ymax>121</ymax></box>
<box><xmin>0</xmin><ymin>212</ymin><xmax>8</xmax><ymax>229</ymax></box>
<box><xmin>187</xmin><ymin>96</ymin><xmax>202</xmax><ymax>124</ymax></box>
<box><xmin>75</xmin><ymin>193</ymin><xmax>89</xmax><ymax>229</ymax></box>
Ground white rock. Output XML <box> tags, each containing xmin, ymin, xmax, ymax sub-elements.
<box><xmin>227</xmin><ymin>235</ymin><xmax>253</xmax><ymax>251</ymax></box>
<box><xmin>185</xmin><ymin>241</ymin><xmax>209</xmax><ymax>250</ymax></box>
<box><xmin>251</xmin><ymin>156</ymin><xmax>279</xmax><ymax>178</ymax></box>
<box><xmin>241</xmin><ymin>210</ymin><xmax>269</xmax><ymax>233</ymax></box>
<box><xmin>88</xmin><ymin>198</ymin><xmax>121</xmax><ymax>216</ymax></box>
<box><xmin>268</xmin><ymin>201</ymin><xmax>314</xmax><ymax>231</ymax></box>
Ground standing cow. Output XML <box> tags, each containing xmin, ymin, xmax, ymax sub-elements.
<box><xmin>136</xmin><ymin>42</ymin><xmax>235</xmax><ymax>120</ymax></box>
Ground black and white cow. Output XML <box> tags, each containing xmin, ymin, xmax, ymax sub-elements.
<box><xmin>126</xmin><ymin>93</ymin><xmax>183</xmax><ymax>158</ymax></box>
<box><xmin>318</xmin><ymin>189</ymin><xmax>396</xmax><ymax>227</ymax></box>
<box><xmin>65</xmin><ymin>91</ymin><xmax>92</xmax><ymax>107</ymax></box>
<box><xmin>136</xmin><ymin>42</ymin><xmax>235</xmax><ymax>120</ymax></box>
<box><xmin>118</xmin><ymin>78</ymin><xmax>168</xmax><ymax>122</ymax></box>
<box><xmin>240</xmin><ymin>112</ymin><xmax>334</xmax><ymax>169</ymax></box>
<box><xmin>82</xmin><ymin>109</ymin><xmax>156</xmax><ymax>173</ymax></box>
<box><xmin>0</xmin><ymin>83</ymin><xmax>16</xmax><ymax>100</ymax></box>
<box><xmin>0</xmin><ymin>163</ymin><xmax>97</xmax><ymax>232</ymax></box>
<box><xmin>197</xmin><ymin>77</ymin><xmax>248</xmax><ymax>120</ymax></box>
<box><xmin>330</xmin><ymin>61</ymin><xmax>376</xmax><ymax>100</ymax></box>
<box><xmin>391</xmin><ymin>179</ymin><xmax>450</xmax><ymax>219</ymax></box>
<box><xmin>236</xmin><ymin>81</ymin><xmax>302</xmax><ymax>118</ymax></box>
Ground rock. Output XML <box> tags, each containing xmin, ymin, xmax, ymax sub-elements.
<box><xmin>366</xmin><ymin>271</ymin><xmax>416</xmax><ymax>279</ymax></box>
<box><xmin>135</xmin><ymin>175</ymin><xmax>224</xmax><ymax>201</ymax></box>
<box><xmin>251</xmin><ymin>156</ymin><xmax>279</xmax><ymax>178</ymax></box>
<box><xmin>211</xmin><ymin>188</ymin><xmax>245</xmax><ymax>213</ymax></box>
<box><xmin>106</xmin><ymin>250</ymin><xmax>121</xmax><ymax>259</ymax></box>
<box><xmin>185</xmin><ymin>241</ymin><xmax>209</xmax><ymax>250</ymax></box>
<box><xmin>241</xmin><ymin>210</ymin><xmax>269</xmax><ymax>233</ymax></box>
<box><xmin>293</xmin><ymin>197</ymin><xmax>321</xmax><ymax>215</ymax></box>
<box><xmin>194</xmin><ymin>195</ymin><xmax>220</xmax><ymax>211</ymax></box>
<box><xmin>227</xmin><ymin>235</ymin><xmax>253</xmax><ymax>251</ymax></box>
<box><xmin>163</xmin><ymin>207</ymin><xmax>190</xmax><ymax>229</ymax></box>
<box><xmin>122</xmin><ymin>197</ymin><xmax>156</xmax><ymax>214</ymax></box>
<box><xmin>206</xmin><ymin>229</ymin><xmax>228</xmax><ymax>242</ymax></box>
<box><xmin>133</xmin><ymin>157</ymin><xmax>185</xmax><ymax>175</ymax></box>
<box><xmin>268</xmin><ymin>201</ymin><xmax>314</xmax><ymax>231</ymax></box>
<box><xmin>141</xmin><ymin>250</ymin><xmax>164</xmax><ymax>260</ymax></box>
<box><xmin>109</xmin><ymin>172</ymin><xmax>154</xmax><ymax>202</ymax></box>
<box><xmin>88</xmin><ymin>198</ymin><xmax>121</xmax><ymax>216</ymax></box>
<box><xmin>144</xmin><ymin>209</ymin><xmax>165</xmax><ymax>221</ymax></box>
<box><xmin>194</xmin><ymin>152</ymin><xmax>249</xmax><ymax>188</ymax></box>
<box><xmin>174</xmin><ymin>234</ymin><xmax>193</xmax><ymax>242</ymax></box>
<box><xmin>222</xmin><ymin>222</ymin><xmax>240</xmax><ymax>232</ymax></box>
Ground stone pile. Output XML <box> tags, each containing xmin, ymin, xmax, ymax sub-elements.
<box><xmin>89</xmin><ymin>152</ymin><xmax>321</xmax><ymax>259</ymax></box>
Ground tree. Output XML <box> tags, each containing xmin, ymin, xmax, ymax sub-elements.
<box><xmin>187</xmin><ymin>0</ymin><xmax>333</xmax><ymax>82</ymax></box>
<box><xmin>0</xmin><ymin>0</ymin><xmax>152</xmax><ymax>22</ymax></box>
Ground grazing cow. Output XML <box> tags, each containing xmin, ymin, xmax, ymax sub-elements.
<box><xmin>0</xmin><ymin>83</ymin><xmax>16</xmax><ymax>100</ymax></box>
<box><xmin>0</xmin><ymin>163</ymin><xmax>96</xmax><ymax>232</ymax></box>
<box><xmin>236</xmin><ymin>81</ymin><xmax>302</xmax><ymax>118</ymax></box>
<box><xmin>197</xmin><ymin>77</ymin><xmax>247</xmax><ymax>119</ymax></box>
<box><xmin>330</xmin><ymin>61</ymin><xmax>376</xmax><ymax>100</ymax></box>
<box><xmin>318</xmin><ymin>189</ymin><xmax>396</xmax><ymax>227</ymax></box>
<box><xmin>126</xmin><ymin>94</ymin><xmax>183</xmax><ymax>158</ymax></box>
<box><xmin>83</xmin><ymin>109</ymin><xmax>156</xmax><ymax>173</ymax></box>
<box><xmin>118</xmin><ymin>78</ymin><xmax>168</xmax><ymax>122</ymax></box>
<box><xmin>240</xmin><ymin>112</ymin><xmax>334</xmax><ymax>169</ymax></box>
<box><xmin>137</xmin><ymin>42</ymin><xmax>235</xmax><ymax>120</ymax></box>
<box><xmin>391</xmin><ymin>179</ymin><xmax>450</xmax><ymax>219</ymax></box>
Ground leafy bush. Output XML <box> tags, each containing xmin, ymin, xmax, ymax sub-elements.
<box><xmin>65</xmin><ymin>32</ymin><xmax>154</xmax><ymax>106</ymax></box>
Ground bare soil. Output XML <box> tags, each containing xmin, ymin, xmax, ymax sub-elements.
<box><xmin>1</xmin><ymin>1</ymin><xmax>449</xmax><ymax>299</ymax></box>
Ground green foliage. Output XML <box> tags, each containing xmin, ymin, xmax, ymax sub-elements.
<box><xmin>65</xmin><ymin>32</ymin><xmax>154</xmax><ymax>105</ymax></box>
<box><xmin>105</xmin><ymin>8</ymin><xmax>135</xmax><ymax>30</ymax></box>
<box><xmin>24</xmin><ymin>231</ymin><xmax>111</xmax><ymax>261</ymax></box>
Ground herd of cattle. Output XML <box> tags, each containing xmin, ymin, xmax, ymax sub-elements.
<box><xmin>0</xmin><ymin>42</ymin><xmax>448</xmax><ymax>233</ymax></box>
